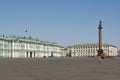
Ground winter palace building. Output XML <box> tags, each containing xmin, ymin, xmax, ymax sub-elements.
<box><xmin>0</xmin><ymin>35</ymin><xmax>62</xmax><ymax>58</ymax></box>
<box><xmin>67</xmin><ymin>44</ymin><xmax>118</xmax><ymax>57</ymax></box>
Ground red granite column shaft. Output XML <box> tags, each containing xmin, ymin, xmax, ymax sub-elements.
<box><xmin>98</xmin><ymin>21</ymin><xmax>103</xmax><ymax>56</ymax></box>
<box><xmin>98</xmin><ymin>21</ymin><xmax>102</xmax><ymax>50</ymax></box>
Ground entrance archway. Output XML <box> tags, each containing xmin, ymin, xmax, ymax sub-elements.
<box><xmin>30</xmin><ymin>52</ymin><xmax>32</xmax><ymax>58</ymax></box>
<box><xmin>26</xmin><ymin>52</ymin><xmax>28</xmax><ymax>58</ymax></box>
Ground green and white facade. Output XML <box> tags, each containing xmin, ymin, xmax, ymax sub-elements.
<box><xmin>67</xmin><ymin>44</ymin><xmax>118</xmax><ymax>57</ymax></box>
<box><xmin>0</xmin><ymin>35</ymin><xmax>62</xmax><ymax>58</ymax></box>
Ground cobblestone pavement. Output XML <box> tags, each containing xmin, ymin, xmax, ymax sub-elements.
<box><xmin>0</xmin><ymin>57</ymin><xmax>120</xmax><ymax>80</ymax></box>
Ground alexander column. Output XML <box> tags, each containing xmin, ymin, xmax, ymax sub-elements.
<box><xmin>97</xmin><ymin>20</ymin><xmax>103</xmax><ymax>57</ymax></box>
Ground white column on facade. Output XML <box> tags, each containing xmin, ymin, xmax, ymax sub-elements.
<box><xmin>2</xmin><ymin>41</ymin><xmax>5</xmax><ymax>57</ymax></box>
<box><xmin>24</xmin><ymin>42</ymin><xmax>26</xmax><ymax>58</ymax></box>
<box><xmin>12</xmin><ymin>41</ymin><xmax>15</xmax><ymax>58</ymax></box>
